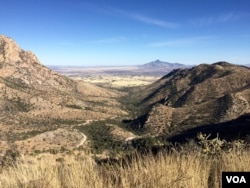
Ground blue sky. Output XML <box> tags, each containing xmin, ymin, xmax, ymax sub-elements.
<box><xmin>1</xmin><ymin>0</ymin><xmax>250</xmax><ymax>66</ymax></box>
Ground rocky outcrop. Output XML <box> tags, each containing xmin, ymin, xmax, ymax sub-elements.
<box><xmin>0</xmin><ymin>35</ymin><xmax>125</xmax><ymax>129</ymax></box>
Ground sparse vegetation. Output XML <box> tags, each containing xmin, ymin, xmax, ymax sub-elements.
<box><xmin>65</xmin><ymin>104</ymin><xmax>83</xmax><ymax>109</ymax></box>
<box><xmin>75</xmin><ymin>121</ymin><xmax>123</xmax><ymax>153</ymax></box>
<box><xmin>16</xmin><ymin>130</ymin><xmax>48</xmax><ymax>140</ymax></box>
<box><xmin>0</xmin><ymin>141</ymin><xmax>249</xmax><ymax>188</ymax></box>
<box><xmin>0</xmin><ymin>35</ymin><xmax>250</xmax><ymax>187</ymax></box>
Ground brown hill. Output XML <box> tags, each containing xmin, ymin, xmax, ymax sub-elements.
<box><xmin>130</xmin><ymin>62</ymin><xmax>250</xmax><ymax>135</ymax></box>
<box><xmin>0</xmin><ymin>35</ymin><xmax>126</xmax><ymax>141</ymax></box>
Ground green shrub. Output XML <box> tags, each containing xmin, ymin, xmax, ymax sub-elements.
<box><xmin>197</xmin><ymin>132</ymin><xmax>246</xmax><ymax>157</ymax></box>
<box><xmin>197</xmin><ymin>133</ymin><xmax>225</xmax><ymax>156</ymax></box>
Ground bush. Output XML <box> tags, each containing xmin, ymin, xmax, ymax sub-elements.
<box><xmin>197</xmin><ymin>133</ymin><xmax>225</xmax><ymax>156</ymax></box>
<box><xmin>197</xmin><ymin>132</ymin><xmax>247</xmax><ymax>157</ymax></box>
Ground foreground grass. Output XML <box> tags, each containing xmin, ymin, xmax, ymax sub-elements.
<box><xmin>0</xmin><ymin>147</ymin><xmax>249</xmax><ymax>188</ymax></box>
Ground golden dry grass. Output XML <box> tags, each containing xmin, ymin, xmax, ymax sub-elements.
<box><xmin>0</xmin><ymin>148</ymin><xmax>249</xmax><ymax>188</ymax></box>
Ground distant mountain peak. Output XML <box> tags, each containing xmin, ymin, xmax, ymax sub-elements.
<box><xmin>140</xmin><ymin>59</ymin><xmax>188</xmax><ymax>71</ymax></box>
<box><xmin>154</xmin><ymin>59</ymin><xmax>161</xmax><ymax>62</ymax></box>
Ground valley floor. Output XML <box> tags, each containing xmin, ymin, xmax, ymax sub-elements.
<box><xmin>1</xmin><ymin>64</ymin><xmax>249</xmax><ymax>187</ymax></box>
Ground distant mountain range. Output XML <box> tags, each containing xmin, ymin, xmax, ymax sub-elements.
<box><xmin>48</xmin><ymin>59</ymin><xmax>190</xmax><ymax>77</ymax></box>
<box><xmin>139</xmin><ymin>59</ymin><xmax>189</xmax><ymax>70</ymax></box>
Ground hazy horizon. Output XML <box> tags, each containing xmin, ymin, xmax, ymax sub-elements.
<box><xmin>46</xmin><ymin>59</ymin><xmax>250</xmax><ymax>68</ymax></box>
<box><xmin>1</xmin><ymin>0</ymin><xmax>250</xmax><ymax>66</ymax></box>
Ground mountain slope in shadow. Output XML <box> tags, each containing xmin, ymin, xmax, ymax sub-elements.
<box><xmin>165</xmin><ymin>113</ymin><xmax>250</xmax><ymax>143</ymax></box>
<box><xmin>128</xmin><ymin>62</ymin><xmax>250</xmax><ymax>137</ymax></box>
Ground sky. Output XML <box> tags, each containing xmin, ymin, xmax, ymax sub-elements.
<box><xmin>1</xmin><ymin>0</ymin><xmax>250</xmax><ymax>66</ymax></box>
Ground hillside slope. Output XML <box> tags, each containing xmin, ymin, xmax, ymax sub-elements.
<box><xmin>0</xmin><ymin>35</ymin><xmax>126</xmax><ymax>140</ymax></box>
<box><xmin>130</xmin><ymin>62</ymin><xmax>250</xmax><ymax>135</ymax></box>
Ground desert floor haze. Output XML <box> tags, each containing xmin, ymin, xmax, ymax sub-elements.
<box><xmin>0</xmin><ymin>35</ymin><xmax>249</xmax><ymax>188</ymax></box>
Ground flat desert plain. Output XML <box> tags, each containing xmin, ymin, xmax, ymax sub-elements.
<box><xmin>51</xmin><ymin>66</ymin><xmax>162</xmax><ymax>88</ymax></box>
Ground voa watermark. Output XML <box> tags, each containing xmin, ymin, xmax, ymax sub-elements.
<box><xmin>222</xmin><ymin>172</ymin><xmax>250</xmax><ymax>188</ymax></box>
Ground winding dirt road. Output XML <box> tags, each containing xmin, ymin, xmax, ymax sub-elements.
<box><xmin>74</xmin><ymin>120</ymin><xmax>93</xmax><ymax>148</ymax></box>
<box><xmin>76</xmin><ymin>133</ymin><xmax>87</xmax><ymax>148</ymax></box>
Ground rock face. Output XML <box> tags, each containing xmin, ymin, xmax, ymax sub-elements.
<box><xmin>0</xmin><ymin>35</ymin><xmax>125</xmax><ymax>130</ymax></box>
<box><xmin>0</xmin><ymin>35</ymin><xmax>76</xmax><ymax>91</ymax></box>
<box><xmin>132</xmin><ymin>62</ymin><xmax>250</xmax><ymax>135</ymax></box>
<box><xmin>0</xmin><ymin>35</ymin><xmax>23</xmax><ymax>63</ymax></box>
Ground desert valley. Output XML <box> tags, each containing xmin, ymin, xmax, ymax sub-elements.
<box><xmin>0</xmin><ymin>35</ymin><xmax>250</xmax><ymax>187</ymax></box>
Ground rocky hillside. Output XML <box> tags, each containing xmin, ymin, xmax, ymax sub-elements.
<box><xmin>130</xmin><ymin>62</ymin><xmax>250</xmax><ymax>135</ymax></box>
<box><xmin>0</xmin><ymin>35</ymin><xmax>126</xmax><ymax>132</ymax></box>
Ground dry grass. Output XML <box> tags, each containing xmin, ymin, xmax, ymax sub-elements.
<box><xmin>0</xmin><ymin>148</ymin><xmax>249</xmax><ymax>188</ymax></box>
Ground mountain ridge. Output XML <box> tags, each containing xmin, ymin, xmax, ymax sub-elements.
<box><xmin>140</xmin><ymin>59</ymin><xmax>188</xmax><ymax>69</ymax></box>
<box><xmin>128</xmin><ymin>61</ymin><xmax>250</xmax><ymax>136</ymax></box>
<box><xmin>0</xmin><ymin>35</ymin><xmax>126</xmax><ymax>133</ymax></box>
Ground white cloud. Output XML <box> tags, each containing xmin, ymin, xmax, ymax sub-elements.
<box><xmin>189</xmin><ymin>12</ymin><xmax>250</xmax><ymax>26</ymax></box>
<box><xmin>109</xmin><ymin>7</ymin><xmax>180</xmax><ymax>29</ymax></box>
<box><xmin>218</xmin><ymin>12</ymin><xmax>249</xmax><ymax>22</ymax></box>
<box><xmin>150</xmin><ymin>36</ymin><xmax>217</xmax><ymax>47</ymax></box>
<box><xmin>133</xmin><ymin>14</ymin><xmax>179</xmax><ymax>28</ymax></box>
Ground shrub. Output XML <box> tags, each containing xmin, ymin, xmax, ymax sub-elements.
<box><xmin>197</xmin><ymin>132</ymin><xmax>247</xmax><ymax>157</ymax></box>
<box><xmin>197</xmin><ymin>133</ymin><xmax>225</xmax><ymax>156</ymax></box>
